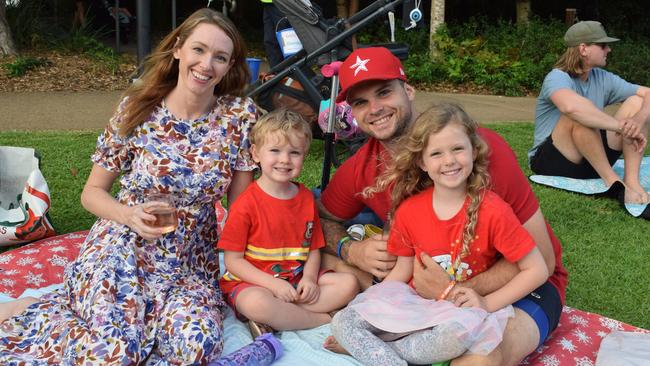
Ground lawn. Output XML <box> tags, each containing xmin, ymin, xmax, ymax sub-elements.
<box><xmin>1</xmin><ymin>123</ymin><xmax>648</xmax><ymax>330</ymax></box>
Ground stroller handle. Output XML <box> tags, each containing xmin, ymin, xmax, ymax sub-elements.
<box><xmin>321</xmin><ymin>61</ymin><xmax>343</xmax><ymax>78</ymax></box>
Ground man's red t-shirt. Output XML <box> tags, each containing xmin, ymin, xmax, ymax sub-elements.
<box><xmin>321</xmin><ymin>127</ymin><xmax>568</xmax><ymax>303</ymax></box>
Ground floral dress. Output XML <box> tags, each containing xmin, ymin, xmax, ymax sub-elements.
<box><xmin>0</xmin><ymin>95</ymin><xmax>258</xmax><ymax>365</ymax></box>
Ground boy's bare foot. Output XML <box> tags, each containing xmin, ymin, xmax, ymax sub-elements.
<box><xmin>0</xmin><ymin>297</ymin><xmax>39</xmax><ymax>323</ymax></box>
<box><xmin>323</xmin><ymin>335</ymin><xmax>350</xmax><ymax>355</ymax></box>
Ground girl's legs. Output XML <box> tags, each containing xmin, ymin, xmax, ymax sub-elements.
<box><xmin>388</xmin><ymin>323</ymin><xmax>469</xmax><ymax>364</ymax></box>
<box><xmin>235</xmin><ymin>287</ymin><xmax>331</xmax><ymax>330</ymax></box>
<box><xmin>155</xmin><ymin>283</ymin><xmax>226</xmax><ymax>365</ymax></box>
<box><xmin>330</xmin><ymin>307</ymin><xmax>407</xmax><ymax>366</ymax></box>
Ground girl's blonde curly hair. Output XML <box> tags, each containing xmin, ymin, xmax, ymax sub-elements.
<box><xmin>364</xmin><ymin>103</ymin><xmax>490</xmax><ymax>257</ymax></box>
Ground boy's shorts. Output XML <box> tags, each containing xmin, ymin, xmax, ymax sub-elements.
<box><xmin>531</xmin><ymin>130</ymin><xmax>621</xmax><ymax>179</ymax></box>
<box><xmin>223</xmin><ymin>269</ymin><xmax>332</xmax><ymax>315</ymax></box>
<box><xmin>512</xmin><ymin>281</ymin><xmax>563</xmax><ymax>347</ymax></box>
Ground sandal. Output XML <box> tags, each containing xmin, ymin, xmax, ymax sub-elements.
<box><xmin>248</xmin><ymin>320</ymin><xmax>274</xmax><ymax>339</ymax></box>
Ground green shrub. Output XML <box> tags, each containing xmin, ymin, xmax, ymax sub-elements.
<box><xmin>358</xmin><ymin>17</ymin><xmax>650</xmax><ymax>96</ymax></box>
<box><xmin>2</xmin><ymin>56</ymin><xmax>51</xmax><ymax>77</ymax></box>
<box><xmin>62</xmin><ymin>32</ymin><xmax>122</xmax><ymax>73</ymax></box>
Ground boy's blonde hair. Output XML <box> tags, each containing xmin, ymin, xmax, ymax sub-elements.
<box><xmin>365</xmin><ymin>103</ymin><xmax>490</xmax><ymax>258</ymax></box>
<box><xmin>250</xmin><ymin>108</ymin><xmax>313</xmax><ymax>149</ymax></box>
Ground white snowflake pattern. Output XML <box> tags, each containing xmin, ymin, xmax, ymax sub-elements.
<box><xmin>19</xmin><ymin>248</ymin><xmax>40</xmax><ymax>255</ymax></box>
<box><xmin>562</xmin><ymin>306</ymin><xmax>574</xmax><ymax>314</ymax></box>
<box><xmin>33</xmin><ymin>263</ymin><xmax>44</xmax><ymax>269</ymax></box>
<box><xmin>597</xmin><ymin>330</ymin><xmax>608</xmax><ymax>338</ymax></box>
<box><xmin>16</xmin><ymin>257</ymin><xmax>36</xmax><ymax>266</ymax></box>
<box><xmin>539</xmin><ymin>354</ymin><xmax>560</xmax><ymax>366</ymax></box>
<box><xmin>558</xmin><ymin>337</ymin><xmax>577</xmax><ymax>353</ymax></box>
<box><xmin>49</xmin><ymin>245</ymin><xmax>68</xmax><ymax>253</ymax></box>
<box><xmin>68</xmin><ymin>233</ymin><xmax>86</xmax><ymax>239</ymax></box>
<box><xmin>569</xmin><ymin>314</ymin><xmax>588</xmax><ymax>326</ymax></box>
<box><xmin>574</xmin><ymin>356</ymin><xmax>594</xmax><ymax>366</ymax></box>
<box><xmin>47</xmin><ymin>255</ymin><xmax>69</xmax><ymax>267</ymax></box>
<box><xmin>573</xmin><ymin>329</ymin><xmax>592</xmax><ymax>344</ymax></box>
<box><xmin>4</xmin><ymin>269</ymin><xmax>18</xmax><ymax>275</ymax></box>
<box><xmin>0</xmin><ymin>253</ymin><xmax>15</xmax><ymax>264</ymax></box>
<box><xmin>23</xmin><ymin>272</ymin><xmax>46</xmax><ymax>286</ymax></box>
<box><xmin>599</xmin><ymin>317</ymin><xmax>623</xmax><ymax>331</ymax></box>
<box><xmin>44</xmin><ymin>239</ymin><xmax>63</xmax><ymax>246</ymax></box>
<box><xmin>1</xmin><ymin>278</ymin><xmax>16</xmax><ymax>287</ymax></box>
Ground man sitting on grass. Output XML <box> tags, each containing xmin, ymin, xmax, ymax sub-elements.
<box><xmin>529</xmin><ymin>21</ymin><xmax>650</xmax><ymax>204</ymax></box>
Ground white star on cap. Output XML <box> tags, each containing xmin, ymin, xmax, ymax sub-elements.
<box><xmin>350</xmin><ymin>56</ymin><xmax>370</xmax><ymax>76</ymax></box>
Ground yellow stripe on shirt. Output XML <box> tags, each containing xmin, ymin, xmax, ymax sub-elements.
<box><xmin>244</xmin><ymin>245</ymin><xmax>310</xmax><ymax>261</ymax></box>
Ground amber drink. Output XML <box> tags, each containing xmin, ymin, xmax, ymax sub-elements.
<box><xmin>143</xmin><ymin>194</ymin><xmax>178</xmax><ymax>234</ymax></box>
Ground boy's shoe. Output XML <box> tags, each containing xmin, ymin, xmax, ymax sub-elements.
<box><xmin>248</xmin><ymin>320</ymin><xmax>274</xmax><ymax>339</ymax></box>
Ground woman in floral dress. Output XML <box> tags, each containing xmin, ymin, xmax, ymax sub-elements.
<box><xmin>0</xmin><ymin>8</ymin><xmax>256</xmax><ymax>365</ymax></box>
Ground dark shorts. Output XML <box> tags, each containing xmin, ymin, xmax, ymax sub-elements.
<box><xmin>512</xmin><ymin>281</ymin><xmax>563</xmax><ymax>347</ymax></box>
<box><xmin>531</xmin><ymin>130</ymin><xmax>621</xmax><ymax>179</ymax></box>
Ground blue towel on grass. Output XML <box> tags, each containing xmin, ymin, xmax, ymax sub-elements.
<box><xmin>530</xmin><ymin>157</ymin><xmax>650</xmax><ymax>219</ymax></box>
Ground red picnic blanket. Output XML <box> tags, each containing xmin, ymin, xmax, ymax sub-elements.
<box><xmin>1</xmin><ymin>231</ymin><xmax>647</xmax><ymax>366</ymax></box>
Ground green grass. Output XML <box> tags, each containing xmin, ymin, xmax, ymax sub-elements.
<box><xmin>1</xmin><ymin>125</ymin><xmax>648</xmax><ymax>330</ymax></box>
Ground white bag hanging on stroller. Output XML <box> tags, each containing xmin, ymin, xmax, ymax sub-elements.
<box><xmin>0</xmin><ymin>146</ymin><xmax>56</xmax><ymax>246</ymax></box>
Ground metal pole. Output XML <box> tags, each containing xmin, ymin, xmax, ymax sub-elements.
<box><xmin>136</xmin><ymin>0</ymin><xmax>151</xmax><ymax>70</ymax></box>
<box><xmin>172</xmin><ymin>0</ymin><xmax>177</xmax><ymax>29</ymax></box>
<box><xmin>115</xmin><ymin>0</ymin><xmax>121</xmax><ymax>53</ymax></box>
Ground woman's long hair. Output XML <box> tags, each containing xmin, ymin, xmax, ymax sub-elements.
<box><xmin>118</xmin><ymin>8</ymin><xmax>249</xmax><ymax>136</ymax></box>
<box><xmin>554</xmin><ymin>46</ymin><xmax>587</xmax><ymax>78</ymax></box>
<box><xmin>364</xmin><ymin>103</ymin><xmax>490</xmax><ymax>257</ymax></box>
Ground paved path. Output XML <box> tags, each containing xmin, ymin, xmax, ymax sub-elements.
<box><xmin>0</xmin><ymin>90</ymin><xmax>539</xmax><ymax>131</ymax></box>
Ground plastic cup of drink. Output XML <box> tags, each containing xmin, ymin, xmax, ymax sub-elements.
<box><xmin>143</xmin><ymin>193</ymin><xmax>178</xmax><ymax>234</ymax></box>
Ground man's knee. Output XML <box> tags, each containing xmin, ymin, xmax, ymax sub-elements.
<box><xmin>498</xmin><ymin>308</ymin><xmax>540</xmax><ymax>366</ymax></box>
<box><xmin>617</xmin><ymin>94</ymin><xmax>645</xmax><ymax>120</ymax></box>
<box><xmin>451</xmin><ymin>348</ymin><xmax>504</xmax><ymax>366</ymax></box>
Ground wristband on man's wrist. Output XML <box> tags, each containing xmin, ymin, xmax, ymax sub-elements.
<box><xmin>438</xmin><ymin>280</ymin><xmax>457</xmax><ymax>301</ymax></box>
<box><xmin>336</xmin><ymin>235</ymin><xmax>352</xmax><ymax>259</ymax></box>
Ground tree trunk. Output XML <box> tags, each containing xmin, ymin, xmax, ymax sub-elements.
<box><xmin>0</xmin><ymin>2</ymin><xmax>17</xmax><ymax>56</ymax></box>
<box><xmin>429</xmin><ymin>0</ymin><xmax>445</xmax><ymax>58</ymax></box>
<box><xmin>516</xmin><ymin>0</ymin><xmax>531</xmax><ymax>24</ymax></box>
<box><xmin>336</xmin><ymin>0</ymin><xmax>348</xmax><ymax>18</ymax></box>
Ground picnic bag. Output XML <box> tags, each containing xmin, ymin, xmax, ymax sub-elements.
<box><xmin>0</xmin><ymin>146</ymin><xmax>56</xmax><ymax>246</ymax></box>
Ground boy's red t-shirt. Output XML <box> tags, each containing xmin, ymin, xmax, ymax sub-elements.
<box><xmin>218</xmin><ymin>182</ymin><xmax>325</xmax><ymax>294</ymax></box>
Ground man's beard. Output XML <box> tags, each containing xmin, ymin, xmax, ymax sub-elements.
<box><xmin>379</xmin><ymin>110</ymin><xmax>411</xmax><ymax>142</ymax></box>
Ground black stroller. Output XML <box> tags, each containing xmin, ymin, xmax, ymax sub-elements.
<box><xmin>246</xmin><ymin>0</ymin><xmax>416</xmax><ymax>188</ymax></box>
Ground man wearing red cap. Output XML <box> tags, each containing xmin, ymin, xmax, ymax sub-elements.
<box><xmin>318</xmin><ymin>47</ymin><xmax>567</xmax><ymax>365</ymax></box>
<box><xmin>530</xmin><ymin>21</ymin><xmax>650</xmax><ymax>204</ymax></box>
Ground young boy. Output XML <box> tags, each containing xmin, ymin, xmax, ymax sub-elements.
<box><xmin>218</xmin><ymin>109</ymin><xmax>359</xmax><ymax>336</ymax></box>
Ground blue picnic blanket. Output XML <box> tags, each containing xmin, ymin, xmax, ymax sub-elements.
<box><xmin>530</xmin><ymin>157</ymin><xmax>650</xmax><ymax>219</ymax></box>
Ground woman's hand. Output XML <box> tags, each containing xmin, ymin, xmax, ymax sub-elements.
<box><xmin>450</xmin><ymin>286</ymin><xmax>488</xmax><ymax>311</ymax></box>
<box><xmin>269</xmin><ymin>278</ymin><xmax>298</xmax><ymax>303</ymax></box>
<box><xmin>123</xmin><ymin>203</ymin><xmax>166</xmax><ymax>240</ymax></box>
<box><xmin>296</xmin><ymin>277</ymin><xmax>320</xmax><ymax>304</ymax></box>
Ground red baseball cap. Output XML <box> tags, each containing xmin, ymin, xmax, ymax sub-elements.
<box><xmin>336</xmin><ymin>47</ymin><xmax>407</xmax><ymax>103</ymax></box>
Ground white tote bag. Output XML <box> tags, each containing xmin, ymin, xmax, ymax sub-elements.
<box><xmin>0</xmin><ymin>146</ymin><xmax>56</xmax><ymax>246</ymax></box>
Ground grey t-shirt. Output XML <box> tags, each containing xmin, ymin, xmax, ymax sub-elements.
<box><xmin>528</xmin><ymin>68</ymin><xmax>638</xmax><ymax>163</ymax></box>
